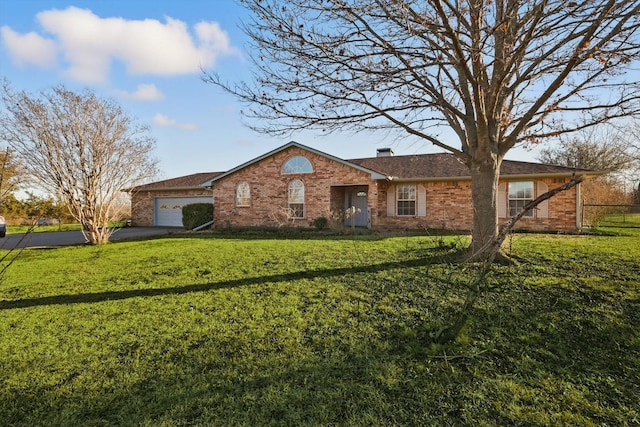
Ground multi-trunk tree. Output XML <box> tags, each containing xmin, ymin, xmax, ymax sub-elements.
<box><xmin>0</xmin><ymin>148</ymin><xmax>25</xmax><ymax>207</ymax></box>
<box><xmin>0</xmin><ymin>82</ymin><xmax>158</xmax><ymax>244</ymax></box>
<box><xmin>206</xmin><ymin>0</ymin><xmax>640</xmax><ymax>259</ymax></box>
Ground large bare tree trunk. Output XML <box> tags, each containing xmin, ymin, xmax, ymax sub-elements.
<box><xmin>432</xmin><ymin>175</ymin><xmax>586</xmax><ymax>344</ymax></box>
<box><xmin>468</xmin><ymin>154</ymin><xmax>502</xmax><ymax>259</ymax></box>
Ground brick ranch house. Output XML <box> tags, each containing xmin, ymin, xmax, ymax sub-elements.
<box><xmin>129</xmin><ymin>141</ymin><xmax>600</xmax><ymax>231</ymax></box>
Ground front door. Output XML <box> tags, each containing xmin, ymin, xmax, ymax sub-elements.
<box><xmin>345</xmin><ymin>187</ymin><xmax>369</xmax><ymax>227</ymax></box>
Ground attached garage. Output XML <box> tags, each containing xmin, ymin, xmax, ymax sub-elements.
<box><xmin>154</xmin><ymin>196</ymin><xmax>213</xmax><ymax>227</ymax></box>
<box><xmin>128</xmin><ymin>172</ymin><xmax>222</xmax><ymax>227</ymax></box>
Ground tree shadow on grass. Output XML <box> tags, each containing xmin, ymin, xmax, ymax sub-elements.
<box><xmin>2</xmin><ymin>287</ymin><xmax>637</xmax><ymax>426</ymax></box>
<box><xmin>0</xmin><ymin>251</ymin><xmax>463</xmax><ymax>310</ymax></box>
<box><xmin>169</xmin><ymin>227</ymin><xmax>470</xmax><ymax>243</ymax></box>
<box><xmin>0</xmin><ymin>331</ymin><xmax>465</xmax><ymax>426</ymax></box>
<box><xmin>1</xmin><ymin>245</ymin><xmax>638</xmax><ymax>425</ymax></box>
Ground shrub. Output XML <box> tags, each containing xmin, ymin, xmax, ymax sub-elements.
<box><xmin>313</xmin><ymin>216</ymin><xmax>328</xmax><ymax>230</ymax></box>
<box><xmin>182</xmin><ymin>203</ymin><xmax>213</xmax><ymax>230</ymax></box>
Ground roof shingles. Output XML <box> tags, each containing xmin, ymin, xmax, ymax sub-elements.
<box><xmin>348</xmin><ymin>153</ymin><xmax>595</xmax><ymax>180</ymax></box>
<box><xmin>130</xmin><ymin>172</ymin><xmax>223</xmax><ymax>191</ymax></box>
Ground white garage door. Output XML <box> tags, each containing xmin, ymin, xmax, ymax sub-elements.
<box><xmin>154</xmin><ymin>197</ymin><xmax>213</xmax><ymax>227</ymax></box>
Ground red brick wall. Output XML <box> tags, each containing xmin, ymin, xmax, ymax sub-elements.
<box><xmin>212</xmin><ymin>146</ymin><xmax>378</xmax><ymax>228</ymax></box>
<box><xmin>507</xmin><ymin>177</ymin><xmax>580</xmax><ymax>231</ymax></box>
<box><xmin>375</xmin><ymin>180</ymin><xmax>475</xmax><ymax>230</ymax></box>
<box><xmin>131</xmin><ymin>189</ymin><xmax>213</xmax><ymax>226</ymax></box>
<box><xmin>374</xmin><ymin>177</ymin><xmax>580</xmax><ymax>231</ymax></box>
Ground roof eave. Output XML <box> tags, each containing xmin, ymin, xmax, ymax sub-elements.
<box><xmin>371</xmin><ymin>172</ymin><xmax>388</xmax><ymax>181</ymax></box>
<box><xmin>500</xmin><ymin>171</ymin><xmax>604</xmax><ymax>180</ymax></box>
<box><xmin>130</xmin><ymin>186</ymin><xmax>214</xmax><ymax>193</ymax></box>
<box><xmin>383</xmin><ymin>171</ymin><xmax>603</xmax><ymax>183</ymax></box>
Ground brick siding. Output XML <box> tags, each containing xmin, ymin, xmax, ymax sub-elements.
<box><xmin>213</xmin><ymin>147</ymin><xmax>378</xmax><ymax>228</ymax></box>
<box><xmin>375</xmin><ymin>177</ymin><xmax>579</xmax><ymax>231</ymax></box>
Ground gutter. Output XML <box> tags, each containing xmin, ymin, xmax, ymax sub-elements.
<box><xmin>131</xmin><ymin>186</ymin><xmax>214</xmax><ymax>193</ymax></box>
<box><xmin>384</xmin><ymin>171</ymin><xmax>602</xmax><ymax>183</ymax></box>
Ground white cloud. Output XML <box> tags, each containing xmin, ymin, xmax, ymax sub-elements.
<box><xmin>1</xmin><ymin>6</ymin><xmax>238</xmax><ymax>83</ymax></box>
<box><xmin>115</xmin><ymin>84</ymin><xmax>164</xmax><ymax>101</ymax></box>
<box><xmin>153</xmin><ymin>113</ymin><xmax>197</xmax><ymax>130</ymax></box>
<box><xmin>1</xmin><ymin>26</ymin><xmax>58</xmax><ymax>68</ymax></box>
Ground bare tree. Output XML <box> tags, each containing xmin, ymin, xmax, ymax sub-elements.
<box><xmin>627</xmin><ymin>120</ymin><xmax>640</xmax><ymax>195</ymax></box>
<box><xmin>539</xmin><ymin>126</ymin><xmax>640</xmax><ymax>209</ymax></box>
<box><xmin>538</xmin><ymin>128</ymin><xmax>635</xmax><ymax>173</ymax></box>
<box><xmin>0</xmin><ymin>82</ymin><xmax>158</xmax><ymax>244</ymax></box>
<box><xmin>0</xmin><ymin>148</ymin><xmax>26</xmax><ymax>205</ymax></box>
<box><xmin>205</xmin><ymin>0</ymin><xmax>640</xmax><ymax>259</ymax></box>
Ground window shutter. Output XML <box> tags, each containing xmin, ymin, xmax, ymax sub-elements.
<box><xmin>417</xmin><ymin>184</ymin><xmax>427</xmax><ymax>217</ymax></box>
<box><xmin>498</xmin><ymin>182</ymin><xmax>507</xmax><ymax>218</ymax></box>
<box><xmin>386</xmin><ymin>185</ymin><xmax>396</xmax><ymax>216</ymax></box>
<box><xmin>537</xmin><ymin>181</ymin><xmax>549</xmax><ymax>218</ymax></box>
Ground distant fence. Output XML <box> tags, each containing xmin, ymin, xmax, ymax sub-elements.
<box><xmin>582</xmin><ymin>203</ymin><xmax>640</xmax><ymax>228</ymax></box>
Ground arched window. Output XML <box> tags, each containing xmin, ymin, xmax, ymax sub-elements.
<box><xmin>236</xmin><ymin>181</ymin><xmax>250</xmax><ymax>207</ymax></box>
<box><xmin>288</xmin><ymin>179</ymin><xmax>305</xmax><ymax>218</ymax></box>
<box><xmin>282</xmin><ymin>156</ymin><xmax>313</xmax><ymax>174</ymax></box>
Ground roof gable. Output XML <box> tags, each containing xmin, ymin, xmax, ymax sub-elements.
<box><xmin>200</xmin><ymin>141</ymin><xmax>387</xmax><ymax>186</ymax></box>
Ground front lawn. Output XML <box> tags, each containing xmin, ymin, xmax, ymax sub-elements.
<box><xmin>0</xmin><ymin>230</ymin><xmax>638</xmax><ymax>425</ymax></box>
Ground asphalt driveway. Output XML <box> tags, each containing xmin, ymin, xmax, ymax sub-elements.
<box><xmin>0</xmin><ymin>227</ymin><xmax>178</xmax><ymax>250</ymax></box>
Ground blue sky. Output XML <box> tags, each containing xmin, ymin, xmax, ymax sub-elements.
<box><xmin>0</xmin><ymin>0</ymin><xmax>540</xmax><ymax>181</ymax></box>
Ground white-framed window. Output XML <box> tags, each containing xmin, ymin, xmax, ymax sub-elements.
<box><xmin>236</xmin><ymin>182</ymin><xmax>250</xmax><ymax>207</ymax></box>
<box><xmin>397</xmin><ymin>184</ymin><xmax>416</xmax><ymax>216</ymax></box>
<box><xmin>282</xmin><ymin>156</ymin><xmax>313</xmax><ymax>174</ymax></box>
<box><xmin>288</xmin><ymin>179</ymin><xmax>305</xmax><ymax>218</ymax></box>
<box><xmin>509</xmin><ymin>181</ymin><xmax>534</xmax><ymax>217</ymax></box>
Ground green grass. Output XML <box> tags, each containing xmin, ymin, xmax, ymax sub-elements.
<box><xmin>0</xmin><ymin>229</ymin><xmax>638</xmax><ymax>426</ymax></box>
<box><xmin>595</xmin><ymin>212</ymin><xmax>640</xmax><ymax>228</ymax></box>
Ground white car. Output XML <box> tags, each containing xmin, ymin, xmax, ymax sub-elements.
<box><xmin>0</xmin><ymin>216</ymin><xmax>6</xmax><ymax>237</ymax></box>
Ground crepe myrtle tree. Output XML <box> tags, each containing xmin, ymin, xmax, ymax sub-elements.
<box><xmin>0</xmin><ymin>82</ymin><xmax>158</xmax><ymax>244</ymax></box>
<box><xmin>0</xmin><ymin>147</ymin><xmax>26</xmax><ymax>206</ymax></box>
<box><xmin>205</xmin><ymin>0</ymin><xmax>640</xmax><ymax>259</ymax></box>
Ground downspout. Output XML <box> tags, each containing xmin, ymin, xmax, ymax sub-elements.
<box><xmin>576</xmin><ymin>179</ymin><xmax>582</xmax><ymax>230</ymax></box>
<box><xmin>193</xmin><ymin>220</ymin><xmax>214</xmax><ymax>231</ymax></box>
<box><xmin>204</xmin><ymin>184</ymin><xmax>215</xmax><ymax>228</ymax></box>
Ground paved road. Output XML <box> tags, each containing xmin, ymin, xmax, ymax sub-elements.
<box><xmin>0</xmin><ymin>227</ymin><xmax>179</xmax><ymax>250</ymax></box>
